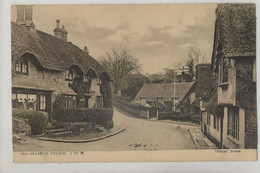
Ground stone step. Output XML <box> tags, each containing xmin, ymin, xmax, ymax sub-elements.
<box><xmin>46</xmin><ymin>131</ymin><xmax>73</xmax><ymax>137</ymax></box>
<box><xmin>44</xmin><ymin>128</ymin><xmax>65</xmax><ymax>134</ymax></box>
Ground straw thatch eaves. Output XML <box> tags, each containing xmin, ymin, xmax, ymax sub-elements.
<box><xmin>212</xmin><ymin>3</ymin><xmax>256</xmax><ymax>70</ymax></box>
<box><xmin>11</xmin><ymin>22</ymin><xmax>107</xmax><ymax>77</ymax></box>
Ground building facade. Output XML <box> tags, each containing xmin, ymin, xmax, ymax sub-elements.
<box><xmin>135</xmin><ymin>82</ymin><xmax>194</xmax><ymax>118</ymax></box>
<box><xmin>12</xmin><ymin>6</ymin><xmax>112</xmax><ymax>120</ymax></box>
<box><xmin>206</xmin><ymin>4</ymin><xmax>256</xmax><ymax>149</ymax></box>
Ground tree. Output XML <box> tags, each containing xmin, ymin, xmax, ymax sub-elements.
<box><xmin>120</xmin><ymin>72</ymin><xmax>149</xmax><ymax>99</ymax></box>
<box><xmin>185</xmin><ymin>48</ymin><xmax>208</xmax><ymax>80</ymax></box>
<box><xmin>100</xmin><ymin>48</ymin><xmax>140</xmax><ymax>94</ymax></box>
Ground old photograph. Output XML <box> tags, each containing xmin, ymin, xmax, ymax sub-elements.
<box><xmin>11</xmin><ymin>3</ymin><xmax>257</xmax><ymax>162</ymax></box>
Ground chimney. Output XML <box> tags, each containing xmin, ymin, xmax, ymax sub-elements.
<box><xmin>84</xmin><ymin>46</ymin><xmax>89</xmax><ymax>54</ymax></box>
<box><xmin>25</xmin><ymin>5</ymin><xmax>33</xmax><ymax>21</ymax></box>
<box><xmin>54</xmin><ymin>19</ymin><xmax>63</xmax><ymax>39</ymax></box>
<box><xmin>54</xmin><ymin>20</ymin><xmax>68</xmax><ymax>42</ymax></box>
<box><xmin>16</xmin><ymin>5</ymin><xmax>25</xmax><ymax>23</ymax></box>
<box><xmin>16</xmin><ymin>5</ymin><xmax>35</xmax><ymax>29</ymax></box>
<box><xmin>61</xmin><ymin>25</ymin><xmax>68</xmax><ymax>42</ymax></box>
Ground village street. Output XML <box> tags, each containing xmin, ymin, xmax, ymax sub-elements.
<box><xmin>13</xmin><ymin>108</ymin><xmax>197</xmax><ymax>151</ymax></box>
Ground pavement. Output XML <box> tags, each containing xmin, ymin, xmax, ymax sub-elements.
<box><xmin>188</xmin><ymin>128</ymin><xmax>218</xmax><ymax>149</ymax></box>
<box><xmin>13</xmin><ymin>108</ymin><xmax>217</xmax><ymax>151</ymax></box>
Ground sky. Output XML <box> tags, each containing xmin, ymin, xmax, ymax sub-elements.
<box><xmin>11</xmin><ymin>4</ymin><xmax>217</xmax><ymax>74</ymax></box>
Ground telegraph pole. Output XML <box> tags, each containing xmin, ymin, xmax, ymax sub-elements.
<box><xmin>173</xmin><ymin>71</ymin><xmax>176</xmax><ymax>112</ymax></box>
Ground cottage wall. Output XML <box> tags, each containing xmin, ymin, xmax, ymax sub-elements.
<box><xmin>235</xmin><ymin>57</ymin><xmax>257</xmax><ymax>149</ymax></box>
<box><xmin>205</xmin><ymin>113</ymin><xmax>221</xmax><ymax>147</ymax></box>
<box><xmin>12</xmin><ymin>56</ymin><xmax>102</xmax><ymax>110</ymax></box>
<box><xmin>12</xmin><ymin>58</ymin><xmax>71</xmax><ymax>93</ymax></box>
<box><xmin>217</xmin><ymin>59</ymin><xmax>236</xmax><ymax>105</ymax></box>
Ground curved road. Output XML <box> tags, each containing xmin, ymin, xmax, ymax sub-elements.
<box><xmin>14</xmin><ymin>108</ymin><xmax>195</xmax><ymax>151</ymax></box>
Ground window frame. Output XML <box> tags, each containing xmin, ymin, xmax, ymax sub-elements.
<box><xmin>207</xmin><ymin>112</ymin><xmax>210</xmax><ymax>125</ymax></box>
<box><xmin>39</xmin><ymin>94</ymin><xmax>47</xmax><ymax>110</ymax></box>
<box><xmin>218</xmin><ymin>56</ymin><xmax>229</xmax><ymax>84</ymax></box>
<box><xmin>15</xmin><ymin>57</ymin><xmax>29</xmax><ymax>75</ymax></box>
<box><xmin>65</xmin><ymin>69</ymin><xmax>73</xmax><ymax>81</ymax></box>
<box><xmin>227</xmin><ymin>107</ymin><xmax>239</xmax><ymax>140</ymax></box>
<box><xmin>252</xmin><ymin>58</ymin><xmax>256</xmax><ymax>82</ymax></box>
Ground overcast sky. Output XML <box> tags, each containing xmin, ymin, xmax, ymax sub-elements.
<box><xmin>11</xmin><ymin>4</ymin><xmax>217</xmax><ymax>74</ymax></box>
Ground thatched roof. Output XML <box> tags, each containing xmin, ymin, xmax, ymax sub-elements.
<box><xmin>135</xmin><ymin>82</ymin><xmax>195</xmax><ymax>102</ymax></box>
<box><xmin>11</xmin><ymin>22</ymin><xmax>107</xmax><ymax>77</ymax></box>
<box><xmin>212</xmin><ymin>4</ymin><xmax>256</xmax><ymax>69</ymax></box>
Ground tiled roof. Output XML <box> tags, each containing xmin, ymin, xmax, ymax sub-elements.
<box><xmin>135</xmin><ymin>82</ymin><xmax>194</xmax><ymax>102</ymax></box>
<box><xmin>11</xmin><ymin>22</ymin><xmax>107</xmax><ymax>77</ymax></box>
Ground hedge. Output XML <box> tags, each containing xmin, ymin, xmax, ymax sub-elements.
<box><xmin>113</xmin><ymin>96</ymin><xmax>147</xmax><ymax>117</ymax></box>
<box><xmin>12</xmin><ymin>108</ymin><xmax>48</xmax><ymax>135</ymax></box>
<box><xmin>55</xmin><ymin>108</ymin><xmax>114</xmax><ymax>129</ymax></box>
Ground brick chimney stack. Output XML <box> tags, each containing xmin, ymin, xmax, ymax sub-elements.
<box><xmin>16</xmin><ymin>5</ymin><xmax>35</xmax><ymax>29</ymax></box>
<box><xmin>61</xmin><ymin>25</ymin><xmax>68</xmax><ymax>42</ymax></box>
<box><xmin>25</xmin><ymin>5</ymin><xmax>33</xmax><ymax>21</ymax></box>
<box><xmin>16</xmin><ymin>5</ymin><xmax>25</xmax><ymax>23</ymax></box>
<box><xmin>54</xmin><ymin>20</ymin><xmax>68</xmax><ymax>42</ymax></box>
<box><xmin>54</xmin><ymin>19</ymin><xmax>63</xmax><ymax>39</ymax></box>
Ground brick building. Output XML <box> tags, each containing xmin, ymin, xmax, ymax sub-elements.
<box><xmin>11</xmin><ymin>6</ymin><xmax>112</xmax><ymax>120</ymax></box>
<box><xmin>206</xmin><ymin>4</ymin><xmax>256</xmax><ymax>149</ymax></box>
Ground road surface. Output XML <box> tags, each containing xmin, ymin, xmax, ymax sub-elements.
<box><xmin>13</xmin><ymin>108</ymin><xmax>195</xmax><ymax>151</ymax></box>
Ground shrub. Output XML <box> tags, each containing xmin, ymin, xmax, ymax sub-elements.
<box><xmin>52</xmin><ymin>94</ymin><xmax>66</xmax><ymax>120</ymax></box>
<box><xmin>191</xmin><ymin>114</ymin><xmax>201</xmax><ymax>124</ymax></box>
<box><xmin>13</xmin><ymin>108</ymin><xmax>48</xmax><ymax>135</ymax></box>
<box><xmin>55</xmin><ymin>108</ymin><xmax>114</xmax><ymax>129</ymax></box>
<box><xmin>113</xmin><ymin>96</ymin><xmax>147</xmax><ymax>117</ymax></box>
<box><xmin>171</xmin><ymin>112</ymin><xmax>191</xmax><ymax>121</ymax></box>
<box><xmin>158</xmin><ymin>112</ymin><xmax>173</xmax><ymax>120</ymax></box>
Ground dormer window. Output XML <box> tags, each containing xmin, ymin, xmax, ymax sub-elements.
<box><xmin>65</xmin><ymin>69</ymin><xmax>73</xmax><ymax>81</ymax></box>
<box><xmin>97</xmin><ymin>79</ymin><xmax>102</xmax><ymax>85</ymax></box>
<box><xmin>15</xmin><ymin>57</ymin><xmax>28</xmax><ymax>74</ymax></box>
<box><xmin>83</xmin><ymin>75</ymin><xmax>88</xmax><ymax>82</ymax></box>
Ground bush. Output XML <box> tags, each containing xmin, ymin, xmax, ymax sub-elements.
<box><xmin>55</xmin><ymin>108</ymin><xmax>114</xmax><ymax>129</ymax></box>
<box><xmin>113</xmin><ymin>96</ymin><xmax>147</xmax><ymax>117</ymax></box>
<box><xmin>158</xmin><ymin>112</ymin><xmax>173</xmax><ymax>120</ymax></box>
<box><xmin>171</xmin><ymin>112</ymin><xmax>191</xmax><ymax>121</ymax></box>
<box><xmin>191</xmin><ymin>114</ymin><xmax>201</xmax><ymax>124</ymax></box>
<box><xmin>13</xmin><ymin>109</ymin><xmax>48</xmax><ymax>135</ymax></box>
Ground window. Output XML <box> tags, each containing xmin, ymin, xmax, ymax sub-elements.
<box><xmin>39</xmin><ymin>95</ymin><xmax>46</xmax><ymax>110</ymax></box>
<box><xmin>206</xmin><ymin>112</ymin><xmax>210</xmax><ymax>125</ymax></box>
<box><xmin>252</xmin><ymin>59</ymin><xmax>256</xmax><ymax>82</ymax></box>
<box><xmin>96</xmin><ymin>96</ymin><xmax>103</xmax><ymax>108</ymax></box>
<box><xmin>63</xmin><ymin>95</ymin><xmax>76</xmax><ymax>108</ymax></box>
<box><xmin>13</xmin><ymin>93</ymin><xmax>37</xmax><ymax>110</ymax></box>
<box><xmin>228</xmin><ymin>107</ymin><xmax>239</xmax><ymax>140</ymax></box>
<box><xmin>65</xmin><ymin>69</ymin><xmax>73</xmax><ymax>81</ymax></box>
<box><xmin>219</xmin><ymin>56</ymin><xmax>229</xmax><ymax>84</ymax></box>
<box><xmin>217</xmin><ymin>116</ymin><xmax>219</xmax><ymax>131</ymax></box>
<box><xmin>213</xmin><ymin>115</ymin><xmax>217</xmax><ymax>129</ymax></box>
<box><xmin>15</xmin><ymin>57</ymin><xmax>28</xmax><ymax>74</ymax></box>
<box><xmin>83</xmin><ymin>75</ymin><xmax>88</xmax><ymax>82</ymax></box>
<box><xmin>72</xmin><ymin>96</ymin><xmax>76</xmax><ymax>107</ymax></box>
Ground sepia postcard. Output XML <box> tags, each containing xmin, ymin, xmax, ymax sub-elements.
<box><xmin>10</xmin><ymin>3</ymin><xmax>257</xmax><ymax>163</ymax></box>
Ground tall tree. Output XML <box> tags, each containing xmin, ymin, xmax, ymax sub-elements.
<box><xmin>100</xmin><ymin>48</ymin><xmax>140</xmax><ymax>94</ymax></box>
<box><xmin>185</xmin><ymin>48</ymin><xmax>207</xmax><ymax>80</ymax></box>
